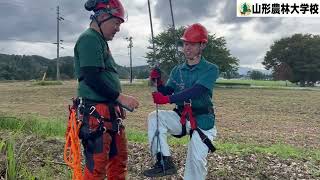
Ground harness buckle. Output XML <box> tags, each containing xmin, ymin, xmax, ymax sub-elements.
<box><xmin>184</xmin><ymin>99</ymin><xmax>192</xmax><ymax>106</ymax></box>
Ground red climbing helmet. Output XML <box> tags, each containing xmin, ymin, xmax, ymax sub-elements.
<box><xmin>181</xmin><ymin>23</ymin><xmax>208</xmax><ymax>43</ymax></box>
<box><xmin>85</xmin><ymin>0</ymin><xmax>126</xmax><ymax>22</ymax></box>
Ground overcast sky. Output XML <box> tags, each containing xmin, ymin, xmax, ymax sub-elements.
<box><xmin>0</xmin><ymin>0</ymin><xmax>319</xmax><ymax>69</ymax></box>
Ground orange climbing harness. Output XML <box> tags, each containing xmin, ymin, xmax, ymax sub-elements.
<box><xmin>64</xmin><ymin>104</ymin><xmax>83</xmax><ymax>180</ymax></box>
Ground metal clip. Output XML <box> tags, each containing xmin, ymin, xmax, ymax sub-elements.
<box><xmin>76</xmin><ymin>98</ymin><xmax>84</xmax><ymax>122</ymax></box>
<box><xmin>117</xmin><ymin>118</ymin><xmax>123</xmax><ymax>135</ymax></box>
<box><xmin>89</xmin><ymin>106</ymin><xmax>96</xmax><ymax>115</ymax></box>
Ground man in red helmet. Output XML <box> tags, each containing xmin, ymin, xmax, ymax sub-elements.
<box><xmin>74</xmin><ymin>0</ymin><xmax>139</xmax><ymax>179</ymax></box>
<box><xmin>143</xmin><ymin>23</ymin><xmax>219</xmax><ymax>179</ymax></box>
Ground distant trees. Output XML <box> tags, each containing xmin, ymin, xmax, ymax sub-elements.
<box><xmin>263</xmin><ymin>34</ymin><xmax>320</xmax><ymax>86</ymax></box>
<box><xmin>222</xmin><ymin>70</ymin><xmax>240</xmax><ymax>79</ymax></box>
<box><xmin>247</xmin><ymin>70</ymin><xmax>268</xmax><ymax>80</ymax></box>
<box><xmin>135</xmin><ymin>69</ymin><xmax>149</xmax><ymax>79</ymax></box>
<box><xmin>0</xmin><ymin>54</ymin><xmax>75</xmax><ymax>80</ymax></box>
<box><xmin>0</xmin><ymin>54</ymin><xmax>148</xmax><ymax>81</ymax></box>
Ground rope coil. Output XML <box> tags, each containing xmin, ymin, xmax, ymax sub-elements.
<box><xmin>64</xmin><ymin>107</ymin><xmax>83</xmax><ymax>180</ymax></box>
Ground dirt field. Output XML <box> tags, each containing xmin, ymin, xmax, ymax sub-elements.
<box><xmin>0</xmin><ymin>81</ymin><xmax>319</xmax><ymax>179</ymax></box>
<box><xmin>0</xmin><ymin>81</ymin><xmax>319</xmax><ymax>149</ymax></box>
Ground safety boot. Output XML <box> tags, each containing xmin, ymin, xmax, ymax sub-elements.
<box><xmin>143</xmin><ymin>152</ymin><xmax>177</xmax><ymax>177</ymax></box>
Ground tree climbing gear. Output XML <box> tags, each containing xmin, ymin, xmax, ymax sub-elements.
<box><xmin>64</xmin><ymin>98</ymin><xmax>83</xmax><ymax>180</ymax></box>
<box><xmin>64</xmin><ymin>97</ymin><xmax>126</xmax><ymax>180</ymax></box>
<box><xmin>172</xmin><ymin>100</ymin><xmax>216</xmax><ymax>152</ymax></box>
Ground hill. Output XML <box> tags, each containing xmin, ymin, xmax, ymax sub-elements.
<box><xmin>0</xmin><ymin>54</ymin><xmax>149</xmax><ymax>80</ymax></box>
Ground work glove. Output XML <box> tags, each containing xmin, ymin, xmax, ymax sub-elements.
<box><xmin>152</xmin><ymin>92</ymin><xmax>170</xmax><ymax>104</ymax></box>
<box><xmin>149</xmin><ymin>67</ymin><xmax>163</xmax><ymax>86</ymax></box>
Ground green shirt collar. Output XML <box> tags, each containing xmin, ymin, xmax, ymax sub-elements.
<box><xmin>181</xmin><ymin>56</ymin><xmax>207</xmax><ymax>70</ymax></box>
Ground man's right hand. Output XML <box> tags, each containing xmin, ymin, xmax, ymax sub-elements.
<box><xmin>117</xmin><ymin>93</ymin><xmax>139</xmax><ymax>111</ymax></box>
<box><xmin>149</xmin><ymin>67</ymin><xmax>163</xmax><ymax>86</ymax></box>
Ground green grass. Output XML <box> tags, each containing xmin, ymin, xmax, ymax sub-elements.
<box><xmin>217</xmin><ymin>79</ymin><xmax>297</xmax><ymax>87</ymax></box>
<box><xmin>218</xmin><ymin>142</ymin><xmax>320</xmax><ymax>161</ymax></box>
<box><xmin>6</xmin><ymin>138</ymin><xmax>17</xmax><ymax>180</ymax></box>
<box><xmin>215</xmin><ymin>82</ymin><xmax>251</xmax><ymax>88</ymax></box>
<box><xmin>126</xmin><ymin>129</ymin><xmax>147</xmax><ymax>143</ymax></box>
<box><xmin>1</xmin><ymin>114</ymin><xmax>319</xmax><ymax>162</ymax></box>
<box><xmin>0</xmin><ymin>115</ymin><xmax>66</xmax><ymax>137</ymax></box>
<box><xmin>126</xmin><ymin>129</ymin><xmax>190</xmax><ymax>145</ymax></box>
<box><xmin>0</xmin><ymin>140</ymin><xmax>5</xmax><ymax>152</ymax></box>
<box><xmin>31</xmin><ymin>80</ymin><xmax>63</xmax><ymax>86</ymax></box>
<box><xmin>17</xmin><ymin>160</ymin><xmax>71</xmax><ymax>180</ymax></box>
<box><xmin>17</xmin><ymin>166</ymin><xmax>37</xmax><ymax>180</ymax></box>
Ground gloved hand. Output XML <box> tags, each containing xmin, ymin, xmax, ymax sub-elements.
<box><xmin>152</xmin><ymin>92</ymin><xmax>170</xmax><ymax>104</ymax></box>
<box><xmin>149</xmin><ymin>67</ymin><xmax>163</xmax><ymax>86</ymax></box>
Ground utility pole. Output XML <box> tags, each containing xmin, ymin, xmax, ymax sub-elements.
<box><xmin>56</xmin><ymin>5</ymin><xmax>64</xmax><ymax>81</ymax></box>
<box><xmin>126</xmin><ymin>37</ymin><xmax>133</xmax><ymax>83</ymax></box>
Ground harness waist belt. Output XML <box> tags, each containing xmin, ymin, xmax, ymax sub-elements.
<box><xmin>175</xmin><ymin>106</ymin><xmax>214</xmax><ymax>116</ymax></box>
<box><xmin>80</xmin><ymin>97</ymin><xmax>114</xmax><ymax>105</ymax></box>
<box><xmin>76</xmin><ymin>97</ymin><xmax>125</xmax><ymax>140</ymax></box>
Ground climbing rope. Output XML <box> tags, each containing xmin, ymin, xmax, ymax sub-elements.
<box><xmin>64</xmin><ymin>106</ymin><xmax>83</xmax><ymax>180</ymax></box>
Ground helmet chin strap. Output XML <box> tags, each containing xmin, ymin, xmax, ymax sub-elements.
<box><xmin>92</xmin><ymin>14</ymin><xmax>114</xmax><ymax>41</ymax></box>
<box><xmin>187</xmin><ymin>43</ymin><xmax>205</xmax><ymax>62</ymax></box>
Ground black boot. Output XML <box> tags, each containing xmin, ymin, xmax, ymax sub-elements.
<box><xmin>143</xmin><ymin>152</ymin><xmax>177</xmax><ymax>177</ymax></box>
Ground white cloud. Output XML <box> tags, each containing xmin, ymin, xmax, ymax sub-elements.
<box><xmin>0</xmin><ymin>41</ymin><xmax>57</xmax><ymax>58</ymax></box>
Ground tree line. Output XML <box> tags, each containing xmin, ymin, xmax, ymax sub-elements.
<box><xmin>0</xmin><ymin>54</ymin><xmax>149</xmax><ymax>81</ymax></box>
<box><xmin>0</xmin><ymin>54</ymin><xmax>73</xmax><ymax>80</ymax></box>
<box><xmin>263</xmin><ymin>34</ymin><xmax>320</xmax><ymax>86</ymax></box>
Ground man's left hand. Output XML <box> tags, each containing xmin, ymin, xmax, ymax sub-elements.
<box><xmin>152</xmin><ymin>92</ymin><xmax>170</xmax><ymax>104</ymax></box>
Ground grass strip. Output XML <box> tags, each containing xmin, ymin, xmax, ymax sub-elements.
<box><xmin>1</xmin><ymin>115</ymin><xmax>319</xmax><ymax>161</ymax></box>
<box><xmin>31</xmin><ymin>81</ymin><xmax>63</xmax><ymax>86</ymax></box>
